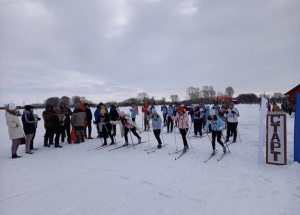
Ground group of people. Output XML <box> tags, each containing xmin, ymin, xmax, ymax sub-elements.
<box><xmin>5</xmin><ymin>100</ymin><xmax>239</xmax><ymax>159</ymax></box>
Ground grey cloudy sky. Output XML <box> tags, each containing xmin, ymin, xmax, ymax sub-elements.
<box><xmin>1</xmin><ymin>0</ymin><xmax>299</xmax><ymax>106</ymax></box>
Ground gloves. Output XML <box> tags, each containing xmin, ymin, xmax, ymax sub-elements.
<box><xmin>225</xmin><ymin>111</ymin><xmax>229</xmax><ymax>114</ymax></box>
<box><xmin>93</xmin><ymin>121</ymin><xmax>96</xmax><ymax>124</ymax></box>
<box><xmin>37</xmin><ymin>117</ymin><xmax>41</xmax><ymax>121</ymax></box>
<box><xmin>231</xmin><ymin>111</ymin><xmax>236</xmax><ymax>114</ymax></box>
<box><xmin>16</xmin><ymin>124</ymin><xmax>19</xmax><ymax>127</ymax></box>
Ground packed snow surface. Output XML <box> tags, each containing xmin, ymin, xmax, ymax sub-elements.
<box><xmin>0</xmin><ymin>104</ymin><xmax>299</xmax><ymax>215</ymax></box>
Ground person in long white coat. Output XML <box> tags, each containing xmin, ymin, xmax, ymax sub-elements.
<box><xmin>5</xmin><ymin>103</ymin><xmax>25</xmax><ymax>159</ymax></box>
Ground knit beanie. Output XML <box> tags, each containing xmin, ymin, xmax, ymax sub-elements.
<box><xmin>119</xmin><ymin>111</ymin><xmax>125</xmax><ymax>117</ymax></box>
<box><xmin>178</xmin><ymin>106</ymin><xmax>185</xmax><ymax>112</ymax></box>
<box><xmin>230</xmin><ymin>102</ymin><xmax>235</xmax><ymax>107</ymax></box>
<box><xmin>210</xmin><ymin>109</ymin><xmax>216</xmax><ymax>115</ymax></box>
<box><xmin>152</xmin><ymin>108</ymin><xmax>157</xmax><ymax>114</ymax></box>
<box><xmin>8</xmin><ymin>103</ymin><xmax>16</xmax><ymax>110</ymax></box>
<box><xmin>100</xmin><ymin>107</ymin><xmax>106</xmax><ymax>114</ymax></box>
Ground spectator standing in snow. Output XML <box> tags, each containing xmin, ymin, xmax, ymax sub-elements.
<box><xmin>84</xmin><ymin>103</ymin><xmax>93</xmax><ymax>139</ymax></box>
<box><xmin>172</xmin><ymin>106</ymin><xmax>189</xmax><ymax>152</ymax></box>
<box><xmin>71</xmin><ymin>103</ymin><xmax>86</xmax><ymax>143</ymax></box>
<box><xmin>167</xmin><ymin>104</ymin><xmax>175</xmax><ymax>133</ymax></box>
<box><xmin>225</xmin><ymin>102</ymin><xmax>239</xmax><ymax>143</ymax></box>
<box><xmin>52</xmin><ymin>107</ymin><xmax>63</xmax><ymax>148</ymax></box>
<box><xmin>42</xmin><ymin>104</ymin><xmax>55</xmax><ymax>147</ymax></box>
<box><xmin>22</xmin><ymin>105</ymin><xmax>40</xmax><ymax>154</ymax></box>
<box><xmin>147</xmin><ymin>108</ymin><xmax>163</xmax><ymax>149</ymax></box>
<box><xmin>205</xmin><ymin>109</ymin><xmax>226</xmax><ymax>155</ymax></box>
<box><xmin>60</xmin><ymin>102</ymin><xmax>72</xmax><ymax>144</ymax></box>
<box><xmin>161</xmin><ymin>104</ymin><xmax>168</xmax><ymax>126</ymax></box>
<box><xmin>129</xmin><ymin>104</ymin><xmax>137</xmax><ymax>122</ymax></box>
<box><xmin>109</xmin><ymin>105</ymin><xmax>119</xmax><ymax>136</ymax></box>
<box><xmin>5</xmin><ymin>103</ymin><xmax>24</xmax><ymax>159</ymax></box>
<box><xmin>142</xmin><ymin>103</ymin><xmax>150</xmax><ymax>131</ymax></box>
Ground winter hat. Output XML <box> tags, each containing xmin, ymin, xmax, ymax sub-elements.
<box><xmin>75</xmin><ymin>103</ymin><xmax>81</xmax><ymax>109</ymax></box>
<box><xmin>24</xmin><ymin>105</ymin><xmax>34</xmax><ymax>111</ymax></box>
<box><xmin>178</xmin><ymin>106</ymin><xmax>185</xmax><ymax>112</ymax></box>
<box><xmin>169</xmin><ymin>104</ymin><xmax>173</xmax><ymax>107</ymax></box>
<box><xmin>8</xmin><ymin>103</ymin><xmax>16</xmax><ymax>110</ymax></box>
<box><xmin>84</xmin><ymin>103</ymin><xmax>89</xmax><ymax>107</ymax></box>
<box><xmin>152</xmin><ymin>108</ymin><xmax>157</xmax><ymax>114</ymax></box>
<box><xmin>119</xmin><ymin>111</ymin><xmax>125</xmax><ymax>117</ymax></box>
<box><xmin>210</xmin><ymin>109</ymin><xmax>216</xmax><ymax>115</ymax></box>
<box><xmin>100</xmin><ymin>107</ymin><xmax>106</xmax><ymax>114</ymax></box>
<box><xmin>230</xmin><ymin>102</ymin><xmax>235</xmax><ymax>107</ymax></box>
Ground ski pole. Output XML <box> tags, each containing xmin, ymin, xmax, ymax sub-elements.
<box><xmin>221</xmin><ymin>131</ymin><xmax>231</xmax><ymax>153</ymax></box>
<box><xmin>148</xmin><ymin>128</ymin><xmax>150</xmax><ymax>147</ymax></box>
<box><xmin>237</xmin><ymin>127</ymin><xmax>242</xmax><ymax>143</ymax></box>
<box><xmin>173</xmin><ymin>124</ymin><xmax>178</xmax><ymax>151</ymax></box>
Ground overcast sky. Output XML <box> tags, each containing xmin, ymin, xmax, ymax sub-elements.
<box><xmin>0</xmin><ymin>0</ymin><xmax>299</xmax><ymax>106</ymax></box>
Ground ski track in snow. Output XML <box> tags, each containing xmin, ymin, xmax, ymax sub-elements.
<box><xmin>0</xmin><ymin>105</ymin><xmax>299</xmax><ymax>215</ymax></box>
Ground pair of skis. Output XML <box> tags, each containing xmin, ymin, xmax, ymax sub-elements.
<box><xmin>203</xmin><ymin>151</ymin><xmax>229</xmax><ymax>163</ymax></box>
<box><xmin>144</xmin><ymin>144</ymin><xmax>168</xmax><ymax>154</ymax></box>
<box><xmin>108</xmin><ymin>141</ymin><xmax>147</xmax><ymax>151</ymax></box>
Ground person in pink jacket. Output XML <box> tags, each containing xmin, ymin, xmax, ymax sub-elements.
<box><xmin>172</xmin><ymin>106</ymin><xmax>189</xmax><ymax>152</ymax></box>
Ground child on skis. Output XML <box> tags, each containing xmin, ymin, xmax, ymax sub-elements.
<box><xmin>94</xmin><ymin>108</ymin><xmax>115</xmax><ymax>146</ymax></box>
<box><xmin>172</xmin><ymin>106</ymin><xmax>189</xmax><ymax>152</ymax></box>
<box><xmin>147</xmin><ymin>108</ymin><xmax>163</xmax><ymax>149</ymax></box>
<box><xmin>225</xmin><ymin>102</ymin><xmax>239</xmax><ymax>143</ymax></box>
<box><xmin>205</xmin><ymin>109</ymin><xmax>226</xmax><ymax>155</ymax></box>
<box><xmin>118</xmin><ymin>111</ymin><xmax>142</xmax><ymax>146</ymax></box>
<box><xmin>167</xmin><ymin>104</ymin><xmax>175</xmax><ymax>133</ymax></box>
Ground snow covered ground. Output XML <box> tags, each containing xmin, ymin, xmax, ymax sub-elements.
<box><xmin>0</xmin><ymin>104</ymin><xmax>299</xmax><ymax>215</ymax></box>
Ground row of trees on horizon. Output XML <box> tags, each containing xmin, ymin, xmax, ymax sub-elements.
<box><xmin>2</xmin><ymin>86</ymin><xmax>289</xmax><ymax>109</ymax></box>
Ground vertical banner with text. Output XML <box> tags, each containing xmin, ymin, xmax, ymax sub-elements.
<box><xmin>266</xmin><ymin>113</ymin><xmax>287</xmax><ymax>165</ymax></box>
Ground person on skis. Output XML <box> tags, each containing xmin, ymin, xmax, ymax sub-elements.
<box><xmin>205</xmin><ymin>109</ymin><xmax>226</xmax><ymax>155</ymax></box>
<box><xmin>147</xmin><ymin>108</ymin><xmax>163</xmax><ymax>149</ymax></box>
<box><xmin>172</xmin><ymin>106</ymin><xmax>189</xmax><ymax>152</ymax></box>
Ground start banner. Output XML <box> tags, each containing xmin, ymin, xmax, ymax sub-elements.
<box><xmin>266</xmin><ymin>113</ymin><xmax>287</xmax><ymax>165</ymax></box>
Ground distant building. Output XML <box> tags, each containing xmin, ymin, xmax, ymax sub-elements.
<box><xmin>284</xmin><ymin>84</ymin><xmax>300</xmax><ymax>105</ymax></box>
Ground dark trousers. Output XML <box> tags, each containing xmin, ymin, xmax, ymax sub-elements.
<box><xmin>194</xmin><ymin>119</ymin><xmax>203</xmax><ymax>136</ymax></box>
<box><xmin>153</xmin><ymin>129</ymin><xmax>162</xmax><ymax>145</ymax></box>
<box><xmin>211</xmin><ymin>130</ymin><xmax>224</xmax><ymax>150</ymax></box>
<box><xmin>163</xmin><ymin>114</ymin><xmax>167</xmax><ymax>125</ymax></box>
<box><xmin>112</xmin><ymin>125</ymin><xmax>117</xmax><ymax>136</ymax></box>
<box><xmin>226</xmin><ymin>122</ymin><xmax>237</xmax><ymax>141</ymax></box>
<box><xmin>179</xmin><ymin>128</ymin><xmax>188</xmax><ymax>147</ymax></box>
<box><xmin>54</xmin><ymin>132</ymin><xmax>61</xmax><ymax>145</ymax></box>
<box><xmin>85</xmin><ymin>121</ymin><xmax>92</xmax><ymax>136</ymax></box>
<box><xmin>124</xmin><ymin>127</ymin><xmax>140</xmax><ymax>143</ymax></box>
<box><xmin>132</xmin><ymin>118</ymin><xmax>136</xmax><ymax>122</ymax></box>
<box><xmin>44</xmin><ymin>128</ymin><xmax>54</xmax><ymax>144</ymax></box>
<box><xmin>61</xmin><ymin>124</ymin><xmax>71</xmax><ymax>142</ymax></box>
<box><xmin>167</xmin><ymin>118</ymin><xmax>173</xmax><ymax>132</ymax></box>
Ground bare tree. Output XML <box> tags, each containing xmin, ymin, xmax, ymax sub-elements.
<box><xmin>137</xmin><ymin>92</ymin><xmax>149</xmax><ymax>104</ymax></box>
<box><xmin>44</xmin><ymin>97</ymin><xmax>60</xmax><ymax>108</ymax></box>
<box><xmin>186</xmin><ymin>87</ymin><xmax>201</xmax><ymax>102</ymax></box>
<box><xmin>217</xmin><ymin>91</ymin><xmax>223</xmax><ymax>96</ymax></box>
<box><xmin>170</xmin><ymin>95</ymin><xmax>179</xmax><ymax>103</ymax></box>
<box><xmin>61</xmin><ymin>96</ymin><xmax>71</xmax><ymax>107</ymax></box>
<box><xmin>71</xmin><ymin>96</ymin><xmax>81</xmax><ymax>106</ymax></box>
<box><xmin>201</xmin><ymin>86</ymin><xmax>210</xmax><ymax>103</ymax></box>
<box><xmin>225</xmin><ymin>86</ymin><xmax>235</xmax><ymax>96</ymax></box>
<box><xmin>208</xmin><ymin>86</ymin><xmax>216</xmax><ymax>99</ymax></box>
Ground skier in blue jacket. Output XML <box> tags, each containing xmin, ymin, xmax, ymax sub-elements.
<box><xmin>130</xmin><ymin>104</ymin><xmax>137</xmax><ymax>122</ymax></box>
<box><xmin>147</xmin><ymin>108</ymin><xmax>163</xmax><ymax>148</ymax></box>
<box><xmin>205</xmin><ymin>109</ymin><xmax>226</xmax><ymax>155</ymax></box>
